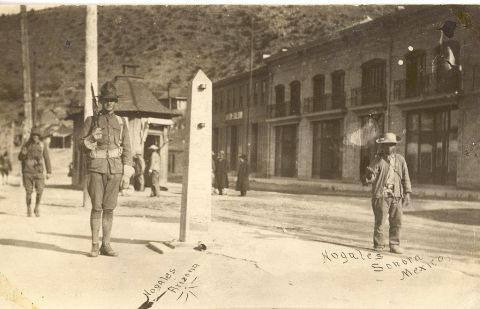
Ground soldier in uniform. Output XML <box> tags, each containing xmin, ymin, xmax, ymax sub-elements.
<box><xmin>80</xmin><ymin>81</ymin><xmax>134</xmax><ymax>257</ymax></box>
<box><xmin>18</xmin><ymin>127</ymin><xmax>52</xmax><ymax>217</ymax></box>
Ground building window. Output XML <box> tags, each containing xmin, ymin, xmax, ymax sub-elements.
<box><xmin>228</xmin><ymin>89</ymin><xmax>232</xmax><ymax>111</ymax></box>
<box><xmin>361</xmin><ymin>59</ymin><xmax>386</xmax><ymax>104</ymax></box>
<box><xmin>312</xmin><ymin>74</ymin><xmax>325</xmax><ymax>111</ymax></box>
<box><xmin>219</xmin><ymin>91</ymin><xmax>224</xmax><ymax>112</ymax></box>
<box><xmin>290</xmin><ymin>80</ymin><xmax>301</xmax><ymax>115</ymax></box>
<box><xmin>274</xmin><ymin>84</ymin><xmax>285</xmax><ymax>117</ymax></box>
<box><xmin>405</xmin><ymin>50</ymin><xmax>426</xmax><ymax>98</ymax></box>
<box><xmin>261</xmin><ymin>80</ymin><xmax>267</xmax><ymax>104</ymax></box>
<box><xmin>213</xmin><ymin>93</ymin><xmax>218</xmax><ymax>113</ymax></box>
<box><xmin>232</xmin><ymin>87</ymin><xmax>237</xmax><ymax>109</ymax></box>
<box><xmin>406</xmin><ymin>108</ymin><xmax>458</xmax><ymax>185</ymax></box>
<box><xmin>239</xmin><ymin>85</ymin><xmax>243</xmax><ymax>107</ymax></box>
<box><xmin>331</xmin><ymin>70</ymin><xmax>345</xmax><ymax>108</ymax></box>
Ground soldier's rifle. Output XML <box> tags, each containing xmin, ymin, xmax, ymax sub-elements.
<box><xmin>91</xmin><ymin>83</ymin><xmax>100</xmax><ymax>128</ymax></box>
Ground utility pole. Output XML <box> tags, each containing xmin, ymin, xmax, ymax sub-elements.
<box><xmin>167</xmin><ymin>82</ymin><xmax>172</xmax><ymax>109</ymax></box>
<box><xmin>20</xmin><ymin>5</ymin><xmax>32</xmax><ymax>141</ymax></box>
<box><xmin>246</xmin><ymin>15</ymin><xmax>254</xmax><ymax>159</ymax></box>
<box><xmin>83</xmin><ymin>5</ymin><xmax>98</xmax><ymax>207</ymax></box>
<box><xmin>31</xmin><ymin>51</ymin><xmax>37</xmax><ymax>126</ymax></box>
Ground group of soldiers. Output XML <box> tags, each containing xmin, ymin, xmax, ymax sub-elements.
<box><xmin>15</xmin><ymin>81</ymin><xmax>412</xmax><ymax>257</ymax></box>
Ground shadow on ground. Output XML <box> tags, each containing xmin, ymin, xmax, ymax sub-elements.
<box><xmin>38</xmin><ymin>232</ymin><xmax>170</xmax><ymax>245</ymax></box>
<box><xmin>45</xmin><ymin>184</ymin><xmax>81</xmax><ymax>190</ymax></box>
<box><xmin>43</xmin><ymin>203</ymin><xmax>78</xmax><ymax>208</ymax></box>
<box><xmin>0</xmin><ymin>238</ymin><xmax>87</xmax><ymax>256</ymax></box>
<box><xmin>116</xmin><ymin>214</ymin><xmax>179</xmax><ymax>223</ymax></box>
<box><xmin>405</xmin><ymin>208</ymin><xmax>480</xmax><ymax>226</ymax></box>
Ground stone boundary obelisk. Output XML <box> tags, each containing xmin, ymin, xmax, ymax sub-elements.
<box><xmin>179</xmin><ymin>70</ymin><xmax>212</xmax><ymax>242</ymax></box>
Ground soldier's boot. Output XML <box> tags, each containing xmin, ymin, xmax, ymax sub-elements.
<box><xmin>100</xmin><ymin>209</ymin><xmax>118</xmax><ymax>257</ymax></box>
<box><xmin>89</xmin><ymin>243</ymin><xmax>100</xmax><ymax>258</ymax></box>
<box><xmin>34</xmin><ymin>192</ymin><xmax>42</xmax><ymax>217</ymax></box>
<box><xmin>89</xmin><ymin>209</ymin><xmax>102</xmax><ymax>257</ymax></box>
<box><xmin>26</xmin><ymin>195</ymin><xmax>32</xmax><ymax>217</ymax></box>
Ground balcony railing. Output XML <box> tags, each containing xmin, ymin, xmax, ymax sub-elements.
<box><xmin>303</xmin><ymin>94</ymin><xmax>329</xmax><ymax>113</ymax></box>
<box><xmin>393</xmin><ymin>72</ymin><xmax>461</xmax><ymax>101</ymax></box>
<box><xmin>331</xmin><ymin>91</ymin><xmax>346</xmax><ymax>109</ymax></box>
<box><xmin>350</xmin><ymin>86</ymin><xmax>386</xmax><ymax>106</ymax></box>
<box><xmin>267</xmin><ymin>100</ymin><xmax>301</xmax><ymax>118</ymax></box>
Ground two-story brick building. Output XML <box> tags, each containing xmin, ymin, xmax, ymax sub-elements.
<box><xmin>212</xmin><ymin>66</ymin><xmax>270</xmax><ymax>175</ymax></box>
<box><xmin>213</xmin><ymin>5</ymin><xmax>480</xmax><ymax>189</ymax></box>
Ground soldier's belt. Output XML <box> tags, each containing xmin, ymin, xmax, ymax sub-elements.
<box><xmin>89</xmin><ymin>148</ymin><xmax>122</xmax><ymax>159</ymax></box>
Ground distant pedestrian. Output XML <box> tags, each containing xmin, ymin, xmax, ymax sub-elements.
<box><xmin>0</xmin><ymin>151</ymin><xmax>12</xmax><ymax>185</ymax></box>
<box><xmin>211</xmin><ymin>151</ymin><xmax>217</xmax><ymax>194</ymax></box>
<box><xmin>18</xmin><ymin>127</ymin><xmax>52</xmax><ymax>217</ymax></box>
<box><xmin>364</xmin><ymin>132</ymin><xmax>412</xmax><ymax>254</ymax></box>
<box><xmin>133</xmin><ymin>151</ymin><xmax>145</xmax><ymax>191</ymax></box>
<box><xmin>236</xmin><ymin>154</ymin><xmax>249</xmax><ymax>196</ymax></box>
<box><xmin>67</xmin><ymin>161</ymin><xmax>73</xmax><ymax>177</ymax></box>
<box><xmin>214</xmin><ymin>150</ymin><xmax>228</xmax><ymax>195</ymax></box>
<box><xmin>148</xmin><ymin>144</ymin><xmax>161</xmax><ymax>197</ymax></box>
<box><xmin>80</xmin><ymin>81</ymin><xmax>134</xmax><ymax>257</ymax></box>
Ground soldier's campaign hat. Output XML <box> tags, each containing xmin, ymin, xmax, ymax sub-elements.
<box><xmin>376</xmin><ymin>132</ymin><xmax>401</xmax><ymax>144</ymax></box>
<box><xmin>30</xmin><ymin>126</ymin><xmax>42</xmax><ymax>137</ymax></box>
<box><xmin>99</xmin><ymin>81</ymin><xmax>119</xmax><ymax>102</ymax></box>
<box><xmin>149</xmin><ymin>144</ymin><xmax>159</xmax><ymax>150</ymax></box>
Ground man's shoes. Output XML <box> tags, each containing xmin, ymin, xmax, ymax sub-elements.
<box><xmin>373</xmin><ymin>246</ymin><xmax>384</xmax><ymax>252</ymax></box>
<box><xmin>390</xmin><ymin>245</ymin><xmax>404</xmax><ymax>254</ymax></box>
<box><xmin>89</xmin><ymin>243</ymin><xmax>100</xmax><ymax>257</ymax></box>
<box><xmin>34</xmin><ymin>207</ymin><xmax>40</xmax><ymax>217</ymax></box>
<box><xmin>100</xmin><ymin>243</ymin><xmax>119</xmax><ymax>257</ymax></box>
<box><xmin>27</xmin><ymin>207</ymin><xmax>32</xmax><ymax>217</ymax></box>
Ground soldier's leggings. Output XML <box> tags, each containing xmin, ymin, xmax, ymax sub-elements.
<box><xmin>23</xmin><ymin>173</ymin><xmax>45</xmax><ymax>207</ymax></box>
<box><xmin>88</xmin><ymin>172</ymin><xmax>122</xmax><ymax>244</ymax></box>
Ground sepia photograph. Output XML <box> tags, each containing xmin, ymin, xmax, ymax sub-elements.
<box><xmin>0</xmin><ymin>2</ymin><xmax>479</xmax><ymax>308</ymax></box>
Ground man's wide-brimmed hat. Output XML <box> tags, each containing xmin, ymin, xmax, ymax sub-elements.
<box><xmin>376</xmin><ymin>132</ymin><xmax>401</xmax><ymax>144</ymax></box>
<box><xmin>30</xmin><ymin>126</ymin><xmax>42</xmax><ymax>137</ymax></box>
<box><xmin>99</xmin><ymin>81</ymin><xmax>119</xmax><ymax>102</ymax></box>
<box><xmin>149</xmin><ymin>144</ymin><xmax>159</xmax><ymax>150</ymax></box>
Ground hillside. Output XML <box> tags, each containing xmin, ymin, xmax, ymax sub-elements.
<box><xmin>0</xmin><ymin>5</ymin><xmax>396</xmax><ymax>124</ymax></box>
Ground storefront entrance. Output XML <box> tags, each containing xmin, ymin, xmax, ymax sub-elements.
<box><xmin>274</xmin><ymin>124</ymin><xmax>297</xmax><ymax>177</ymax></box>
<box><xmin>312</xmin><ymin>120</ymin><xmax>343</xmax><ymax>179</ymax></box>
<box><xmin>406</xmin><ymin>108</ymin><xmax>458</xmax><ymax>185</ymax></box>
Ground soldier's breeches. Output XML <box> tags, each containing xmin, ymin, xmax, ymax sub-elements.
<box><xmin>22</xmin><ymin>174</ymin><xmax>45</xmax><ymax>195</ymax></box>
<box><xmin>87</xmin><ymin>172</ymin><xmax>122</xmax><ymax>210</ymax></box>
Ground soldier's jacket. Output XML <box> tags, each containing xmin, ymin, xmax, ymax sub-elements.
<box><xmin>18</xmin><ymin>140</ymin><xmax>52</xmax><ymax>175</ymax></box>
<box><xmin>80</xmin><ymin>113</ymin><xmax>133</xmax><ymax>174</ymax></box>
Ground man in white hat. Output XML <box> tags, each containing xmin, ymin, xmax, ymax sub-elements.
<box><xmin>148</xmin><ymin>144</ymin><xmax>161</xmax><ymax>197</ymax></box>
<box><xmin>364</xmin><ymin>132</ymin><xmax>412</xmax><ymax>254</ymax></box>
